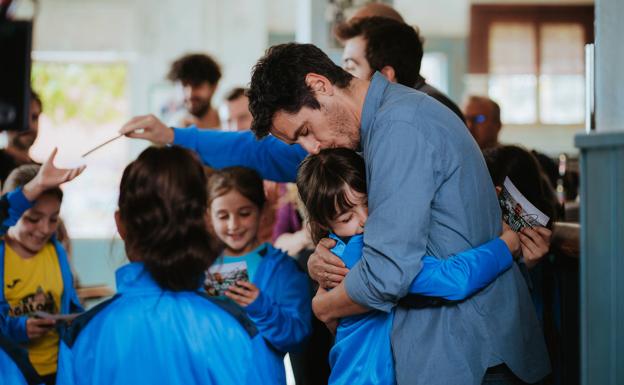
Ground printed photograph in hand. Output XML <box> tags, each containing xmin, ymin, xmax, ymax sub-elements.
<box><xmin>204</xmin><ymin>261</ymin><xmax>249</xmax><ymax>296</ymax></box>
<box><xmin>499</xmin><ymin>177</ymin><xmax>550</xmax><ymax>231</ymax></box>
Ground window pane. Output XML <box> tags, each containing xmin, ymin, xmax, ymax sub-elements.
<box><xmin>31</xmin><ymin>62</ymin><xmax>130</xmax><ymax>238</ymax></box>
<box><xmin>539</xmin><ymin>74</ymin><xmax>584</xmax><ymax>124</ymax></box>
<box><xmin>420</xmin><ymin>52</ymin><xmax>448</xmax><ymax>94</ymax></box>
<box><xmin>489</xmin><ymin>74</ymin><xmax>537</xmax><ymax>124</ymax></box>
<box><xmin>540</xmin><ymin>23</ymin><xmax>584</xmax><ymax>75</ymax></box>
<box><xmin>489</xmin><ymin>22</ymin><xmax>536</xmax><ymax>75</ymax></box>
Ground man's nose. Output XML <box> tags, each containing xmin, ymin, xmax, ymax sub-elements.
<box><xmin>298</xmin><ymin>137</ymin><xmax>321</xmax><ymax>155</ymax></box>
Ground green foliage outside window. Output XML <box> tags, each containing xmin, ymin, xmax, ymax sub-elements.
<box><xmin>31</xmin><ymin>62</ymin><xmax>127</xmax><ymax>126</ymax></box>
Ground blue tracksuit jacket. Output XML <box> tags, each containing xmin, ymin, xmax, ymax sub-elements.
<box><xmin>241</xmin><ymin>243</ymin><xmax>312</xmax><ymax>385</ymax></box>
<box><xmin>328</xmin><ymin>233</ymin><xmax>512</xmax><ymax>385</ymax></box>
<box><xmin>55</xmin><ymin>262</ymin><xmax>273</xmax><ymax>385</ymax></box>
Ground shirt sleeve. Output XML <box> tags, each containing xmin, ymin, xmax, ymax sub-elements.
<box><xmin>244</xmin><ymin>258</ymin><xmax>312</xmax><ymax>353</ymax></box>
<box><xmin>173</xmin><ymin>127</ymin><xmax>307</xmax><ymax>182</ymax></box>
<box><xmin>0</xmin><ymin>188</ymin><xmax>33</xmax><ymax>235</ymax></box>
<box><xmin>344</xmin><ymin>121</ymin><xmax>441</xmax><ymax>312</ymax></box>
<box><xmin>407</xmin><ymin>237</ymin><xmax>513</xmax><ymax>300</ymax></box>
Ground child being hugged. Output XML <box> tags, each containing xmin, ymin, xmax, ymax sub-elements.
<box><xmin>206</xmin><ymin>167</ymin><xmax>312</xmax><ymax>385</ymax></box>
<box><xmin>0</xmin><ymin>149</ymin><xmax>85</xmax><ymax>385</ymax></box>
<box><xmin>296</xmin><ymin>148</ymin><xmax>520</xmax><ymax>385</ymax></box>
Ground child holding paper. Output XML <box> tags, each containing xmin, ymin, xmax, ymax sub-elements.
<box><xmin>206</xmin><ymin>166</ymin><xmax>312</xmax><ymax>385</ymax></box>
<box><xmin>0</xmin><ymin>150</ymin><xmax>84</xmax><ymax>385</ymax></box>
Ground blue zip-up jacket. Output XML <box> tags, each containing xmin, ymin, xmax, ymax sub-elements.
<box><xmin>56</xmin><ymin>262</ymin><xmax>272</xmax><ymax>385</ymax></box>
<box><xmin>0</xmin><ymin>188</ymin><xmax>83</xmax><ymax>343</ymax></box>
<box><xmin>0</xmin><ymin>333</ymin><xmax>43</xmax><ymax>385</ymax></box>
<box><xmin>328</xmin><ymin>233</ymin><xmax>512</xmax><ymax>385</ymax></box>
<box><xmin>241</xmin><ymin>243</ymin><xmax>312</xmax><ymax>385</ymax></box>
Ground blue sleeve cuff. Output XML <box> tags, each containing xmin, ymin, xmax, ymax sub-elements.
<box><xmin>2</xmin><ymin>188</ymin><xmax>33</xmax><ymax>231</ymax></box>
<box><xmin>8</xmin><ymin>187</ymin><xmax>33</xmax><ymax>212</ymax></box>
<box><xmin>172</xmin><ymin>127</ymin><xmax>199</xmax><ymax>151</ymax></box>
<box><xmin>245</xmin><ymin>291</ymin><xmax>271</xmax><ymax>321</ymax></box>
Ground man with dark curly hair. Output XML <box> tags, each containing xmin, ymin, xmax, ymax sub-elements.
<box><xmin>121</xmin><ymin>42</ymin><xmax>550</xmax><ymax>385</ymax></box>
<box><xmin>167</xmin><ymin>53</ymin><xmax>222</xmax><ymax>128</ymax></box>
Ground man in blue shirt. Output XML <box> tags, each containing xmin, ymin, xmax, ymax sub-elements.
<box><xmin>121</xmin><ymin>43</ymin><xmax>549</xmax><ymax>385</ymax></box>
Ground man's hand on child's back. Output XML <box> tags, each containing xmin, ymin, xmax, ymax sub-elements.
<box><xmin>308</xmin><ymin>238</ymin><xmax>350</xmax><ymax>289</ymax></box>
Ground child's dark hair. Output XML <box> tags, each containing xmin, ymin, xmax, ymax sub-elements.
<box><xmin>118</xmin><ymin>146</ymin><xmax>218</xmax><ymax>291</ymax></box>
<box><xmin>296</xmin><ymin>148</ymin><xmax>366</xmax><ymax>244</ymax></box>
<box><xmin>207</xmin><ymin>167</ymin><xmax>266</xmax><ymax>209</ymax></box>
<box><xmin>2</xmin><ymin>164</ymin><xmax>63</xmax><ymax>202</ymax></box>
<box><xmin>483</xmin><ymin>145</ymin><xmax>559</xmax><ymax>226</ymax></box>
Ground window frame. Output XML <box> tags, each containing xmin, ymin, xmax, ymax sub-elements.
<box><xmin>468</xmin><ymin>4</ymin><xmax>594</xmax><ymax>127</ymax></box>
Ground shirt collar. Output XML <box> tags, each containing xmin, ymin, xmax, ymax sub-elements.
<box><xmin>360</xmin><ymin>72</ymin><xmax>390</xmax><ymax>150</ymax></box>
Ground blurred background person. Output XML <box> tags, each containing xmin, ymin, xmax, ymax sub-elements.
<box><xmin>167</xmin><ymin>53</ymin><xmax>222</xmax><ymax>129</ymax></box>
<box><xmin>0</xmin><ymin>89</ymin><xmax>41</xmax><ymax>187</ymax></box>
<box><xmin>221</xmin><ymin>87</ymin><xmax>253</xmax><ymax>132</ymax></box>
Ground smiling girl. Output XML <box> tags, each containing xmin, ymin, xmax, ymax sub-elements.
<box><xmin>0</xmin><ymin>150</ymin><xmax>84</xmax><ymax>385</ymax></box>
<box><xmin>206</xmin><ymin>166</ymin><xmax>311</xmax><ymax>385</ymax></box>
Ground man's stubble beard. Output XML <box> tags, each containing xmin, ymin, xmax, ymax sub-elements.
<box><xmin>187</xmin><ymin>98</ymin><xmax>211</xmax><ymax>118</ymax></box>
<box><xmin>324</xmin><ymin>102</ymin><xmax>360</xmax><ymax>150</ymax></box>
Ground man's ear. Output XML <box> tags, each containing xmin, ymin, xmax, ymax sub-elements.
<box><xmin>380</xmin><ymin>66</ymin><xmax>397</xmax><ymax>83</ymax></box>
<box><xmin>495</xmin><ymin>186</ymin><xmax>502</xmax><ymax>196</ymax></box>
<box><xmin>304</xmin><ymin>73</ymin><xmax>334</xmax><ymax>96</ymax></box>
<box><xmin>114</xmin><ymin>210</ymin><xmax>126</xmax><ymax>240</ymax></box>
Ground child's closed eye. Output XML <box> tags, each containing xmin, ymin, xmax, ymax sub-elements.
<box><xmin>340</xmin><ymin>214</ymin><xmax>353</xmax><ymax>223</ymax></box>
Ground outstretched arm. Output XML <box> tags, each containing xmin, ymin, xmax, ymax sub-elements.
<box><xmin>120</xmin><ymin>115</ymin><xmax>307</xmax><ymax>182</ymax></box>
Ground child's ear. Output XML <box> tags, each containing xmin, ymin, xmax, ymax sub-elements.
<box><xmin>495</xmin><ymin>186</ymin><xmax>502</xmax><ymax>196</ymax></box>
<box><xmin>114</xmin><ymin>210</ymin><xmax>126</xmax><ymax>240</ymax></box>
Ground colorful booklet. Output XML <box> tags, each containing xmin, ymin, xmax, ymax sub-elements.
<box><xmin>499</xmin><ymin>177</ymin><xmax>550</xmax><ymax>231</ymax></box>
<box><xmin>204</xmin><ymin>261</ymin><xmax>250</xmax><ymax>297</ymax></box>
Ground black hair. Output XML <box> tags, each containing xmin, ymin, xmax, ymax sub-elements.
<box><xmin>118</xmin><ymin>146</ymin><xmax>218</xmax><ymax>291</ymax></box>
<box><xmin>296</xmin><ymin>148</ymin><xmax>366</xmax><ymax>243</ymax></box>
<box><xmin>483</xmin><ymin>145</ymin><xmax>559</xmax><ymax>226</ymax></box>
<box><xmin>207</xmin><ymin>167</ymin><xmax>266</xmax><ymax>210</ymax></box>
<box><xmin>247</xmin><ymin>43</ymin><xmax>353</xmax><ymax>138</ymax></box>
<box><xmin>335</xmin><ymin>16</ymin><xmax>424</xmax><ymax>87</ymax></box>
<box><xmin>167</xmin><ymin>53</ymin><xmax>222</xmax><ymax>86</ymax></box>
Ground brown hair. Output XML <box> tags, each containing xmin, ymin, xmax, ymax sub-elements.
<box><xmin>207</xmin><ymin>167</ymin><xmax>266</xmax><ymax>210</ymax></box>
<box><xmin>296</xmin><ymin>148</ymin><xmax>367</xmax><ymax>243</ymax></box>
<box><xmin>118</xmin><ymin>146</ymin><xmax>218</xmax><ymax>291</ymax></box>
<box><xmin>2</xmin><ymin>164</ymin><xmax>63</xmax><ymax>202</ymax></box>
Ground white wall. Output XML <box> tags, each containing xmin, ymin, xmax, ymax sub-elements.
<box><xmin>32</xmin><ymin>0</ymin><xmax>269</xmax><ymax>115</ymax></box>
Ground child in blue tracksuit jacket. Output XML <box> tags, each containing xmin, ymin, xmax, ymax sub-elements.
<box><xmin>296</xmin><ymin>148</ymin><xmax>518</xmax><ymax>385</ymax></box>
<box><xmin>55</xmin><ymin>146</ymin><xmax>272</xmax><ymax>385</ymax></box>
<box><xmin>205</xmin><ymin>166</ymin><xmax>312</xmax><ymax>385</ymax></box>
<box><xmin>0</xmin><ymin>158</ymin><xmax>84</xmax><ymax>385</ymax></box>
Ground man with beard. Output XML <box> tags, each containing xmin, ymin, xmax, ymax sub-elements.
<box><xmin>0</xmin><ymin>89</ymin><xmax>41</xmax><ymax>187</ymax></box>
<box><xmin>167</xmin><ymin>53</ymin><xmax>222</xmax><ymax>129</ymax></box>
